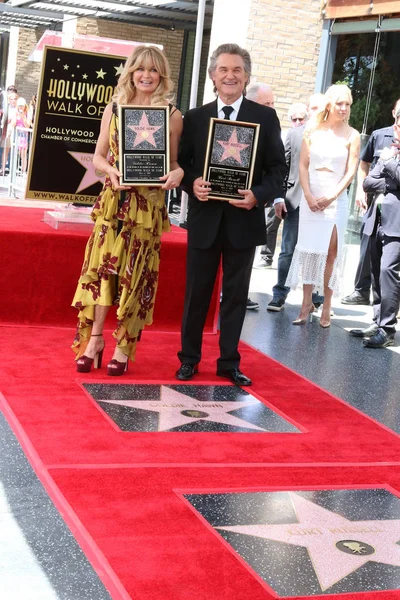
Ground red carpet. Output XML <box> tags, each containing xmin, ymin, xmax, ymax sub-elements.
<box><xmin>0</xmin><ymin>207</ymin><xmax>219</xmax><ymax>331</ymax></box>
<box><xmin>1</xmin><ymin>207</ymin><xmax>400</xmax><ymax>599</ymax></box>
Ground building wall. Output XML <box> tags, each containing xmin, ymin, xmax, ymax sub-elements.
<box><xmin>77</xmin><ymin>18</ymin><xmax>185</xmax><ymax>100</ymax></box>
<box><xmin>246</xmin><ymin>0</ymin><xmax>323</xmax><ymax>128</ymax></box>
<box><xmin>13</xmin><ymin>27</ymin><xmax>45</xmax><ymax>102</ymax></box>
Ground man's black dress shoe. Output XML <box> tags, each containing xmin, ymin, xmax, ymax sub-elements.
<box><xmin>349</xmin><ymin>323</ymin><xmax>379</xmax><ymax>338</ymax></box>
<box><xmin>216</xmin><ymin>368</ymin><xmax>252</xmax><ymax>386</ymax></box>
<box><xmin>175</xmin><ymin>363</ymin><xmax>198</xmax><ymax>381</ymax></box>
<box><xmin>363</xmin><ymin>329</ymin><xmax>395</xmax><ymax>348</ymax></box>
<box><xmin>341</xmin><ymin>291</ymin><xmax>370</xmax><ymax>305</ymax></box>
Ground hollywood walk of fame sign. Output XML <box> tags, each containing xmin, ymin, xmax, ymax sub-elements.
<box><xmin>118</xmin><ymin>105</ymin><xmax>169</xmax><ymax>186</ymax></box>
<box><xmin>82</xmin><ymin>383</ymin><xmax>301</xmax><ymax>433</ymax></box>
<box><xmin>183</xmin><ymin>488</ymin><xmax>400</xmax><ymax>596</ymax></box>
<box><xmin>203</xmin><ymin>118</ymin><xmax>259</xmax><ymax>201</ymax></box>
<box><xmin>26</xmin><ymin>46</ymin><xmax>125</xmax><ymax>205</ymax></box>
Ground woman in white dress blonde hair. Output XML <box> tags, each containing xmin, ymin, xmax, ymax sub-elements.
<box><xmin>285</xmin><ymin>84</ymin><xmax>360</xmax><ymax>327</ymax></box>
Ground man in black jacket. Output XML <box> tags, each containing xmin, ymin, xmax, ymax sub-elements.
<box><xmin>350</xmin><ymin>108</ymin><xmax>400</xmax><ymax>348</ymax></box>
<box><xmin>342</xmin><ymin>97</ymin><xmax>400</xmax><ymax>306</ymax></box>
<box><xmin>176</xmin><ymin>43</ymin><xmax>286</xmax><ymax>385</ymax></box>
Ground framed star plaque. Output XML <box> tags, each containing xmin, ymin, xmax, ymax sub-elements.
<box><xmin>203</xmin><ymin>118</ymin><xmax>260</xmax><ymax>201</ymax></box>
<box><xmin>118</xmin><ymin>105</ymin><xmax>169</xmax><ymax>186</ymax></box>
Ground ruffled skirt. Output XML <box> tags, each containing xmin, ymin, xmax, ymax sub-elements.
<box><xmin>72</xmin><ymin>185</ymin><xmax>170</xmax><ymax>362</ymax></box>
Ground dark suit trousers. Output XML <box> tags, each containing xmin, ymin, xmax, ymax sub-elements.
<box><xmin>178</xmin><ymin>218</ymin><xmax>255</xmax><ymax>370</ymax></box>
<box><xmin>370</xmin><ymin>222</ymin><xmax>400</xmax><ymax>334</ymax></box>
<box><xmin>261</xmin><ymin>206</ymin><xmax>281</xmax><ymax>260</ymax></box>
<box><xmin>354</xmin><ymin>224</ymin><xmax>372</xmax><ymax>295</ymax></box>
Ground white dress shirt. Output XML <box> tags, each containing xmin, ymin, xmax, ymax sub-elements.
<box><xmin>217</xmin><ymin>95</ymin><xmax>243</xmax><ymax>121</ymax></box>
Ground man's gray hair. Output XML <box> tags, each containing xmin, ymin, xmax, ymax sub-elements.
<box><xmin>288</xmin><ymin>102</ymin><xmax>308</xmax><ymax>120</ymax></box>
<box><xmin>396</xmin><ymin>106</ymin><xmax>400</xmax><ymax>119</ymax></box>
<box><xmin>247</xmin><ymin>82</ymin><xmax>272</xmax><ymax>102</ymax></box>
<box><xmin>208</xmin><ymin>43</ymin><xmax>252</xmax><ymax>95</ymax></box>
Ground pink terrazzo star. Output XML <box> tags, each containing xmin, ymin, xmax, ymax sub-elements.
<box><xmin>217</xmin><ymin>128</ymin><xmax>249</xmax><ymax>164</ymax></box>
<box><xmin>216</xmin><ymin>491</ymin><xmax>400</xmax><ymax>591</ymax></box>
<box><xmin>68</xmin><ymin>151</ymin><xmax>105</xmax><ymax>193</ymax></box>
<box><xmin>100</xmin><ymin>385</ymin><xmax>267</xmax><ymax>432</ymax></box>
<box><xmin>128</xmin><ymin>112</ymin><xmax>161</xmax><ymax>148</ymax></box>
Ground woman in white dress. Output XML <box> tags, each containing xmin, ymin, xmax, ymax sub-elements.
<box><xmin>286</xmin><ymin>84</ymin><xmax>360</xmax><ymax>327</ymax></box>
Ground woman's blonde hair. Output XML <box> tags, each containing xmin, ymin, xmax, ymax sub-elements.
<box><xmin>305</xmin><ymin>84</ymin><xmax>353</xmax><ymax>137</ymax></box>
<box><xmin>316</xmin><ymin>84</ymin><xmax>353</xmax><ymax>125</ymax></box>
<box><xmin>114</xmin><ymin>45</ymin><xmax>174</xmax><ymax>106</ymax></box>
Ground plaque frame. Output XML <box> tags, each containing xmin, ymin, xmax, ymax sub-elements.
<box><xmin>118</xmin><ymin>105</ymin><xmax>169</xmax><ymax>186</ymax></box>
<box><xmin>203</xmin><ymin>118</ymin><xmax>260</xmax><ymax>201</ymax></box>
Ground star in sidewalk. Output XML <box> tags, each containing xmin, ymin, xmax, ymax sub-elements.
<box><xmin>216</xmin><ymin>492</ymin><xmax>400</xmax><ymax>591</ymax></box>
<box><xmin>128</xmin><ymin>112</ymin><xmax>162</xmax><ymax>148</ymax></box>
<box><xmin>99</xmin><ymin>385</ymin><xmax>268</xmax><ymax>432</ymax></box>
<box><xmin>96</xmin><ymin>68</ymin><xmax>106</xmax><ymax>79</ymax></box>
<box><xmin>114</xmin><ymin>63</ymin><xmax>125</xmax><ymax>77</ymax></box>
<box><xmin>68</xmin><ymin>151</ymin><xmax>105</xmax><ymax>194</ymax></box>
<box><xmin>217</xmin><ymin>128</ymin><xmax>249</xmax><ymax>164</ymax></box>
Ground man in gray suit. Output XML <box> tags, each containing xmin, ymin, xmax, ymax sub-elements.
<box><xmin>267</xmin><ymin>94</ymin><xmax>325</xmax><ymax>311</ymax></box>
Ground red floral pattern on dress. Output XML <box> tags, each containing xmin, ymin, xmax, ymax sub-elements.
<box><xmin>82</xmin><ymin>280</ymin><xmax>101</xmax><ymax>301</ymax></box>
<box><xmin>98</xmin><ymin>252</ymin><xmax>119</xmax><ymax>279</ymax></box>
<box><xmin>134</xmin><ymin>189</ymin><xmax>149</xmax><ymax>212</ymax></box>
<box><xmin>98</xmin><ymin>223</ymin><xmax>109</xmax><ymax>248</ymax></box>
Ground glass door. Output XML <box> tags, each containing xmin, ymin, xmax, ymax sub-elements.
<box><xmin>331</xmin><ymin>26</ymin><xmax>400</xmax><ymax>236</ymax></box>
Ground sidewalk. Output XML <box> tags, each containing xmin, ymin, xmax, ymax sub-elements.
<box><xmin>249</xmin><ymin>240</ymin><xmax>400</xmax><ymax>355</ymax></box>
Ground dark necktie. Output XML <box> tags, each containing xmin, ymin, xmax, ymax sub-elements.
<box><xmin>222</xmin><ymin>105</ymin><xmax>234</xmax><ymax>121</ymax></box>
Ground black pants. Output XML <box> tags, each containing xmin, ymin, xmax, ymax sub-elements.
<box><xmin>178</xmin><ymin>223</ymin><xmax>255</xmax><ymax>370</ymax></box>
<box><xmin>261</xmin><ymin>206</ymin><xmax>281</xmax><ymax>260</ymax></box>
<box><xmin>354</xmin><ymin>222</ymin><xmax>372</xmax><ymax>295</ymax></box>
<box><xmin>370</xmin><ymin>223</ymin><xmax>400</xmax><ymax>334</ymax></box>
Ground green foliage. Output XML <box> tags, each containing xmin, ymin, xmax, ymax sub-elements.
<box><xmin>332</xmin><ymin>32</ymin><xmax>400</xmax><ymax>133</ymax></box>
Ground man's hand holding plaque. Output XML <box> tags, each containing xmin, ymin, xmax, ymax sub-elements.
<box><xmin>193</xmin><ymin>177</ymin><xmax>211</xmax><ymax>201</ymax></box>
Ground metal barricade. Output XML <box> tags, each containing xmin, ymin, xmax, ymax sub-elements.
<box><xmin>7</xmin><ymin>125</ymin><xmax>33</xmax><ymax>198</ymax></box>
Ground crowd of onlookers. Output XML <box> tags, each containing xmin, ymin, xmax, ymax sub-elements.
<box><xmin>247</xmin><ymin>83</ymin><xmax>400</xmax><ymax>349</ymax></box>
<box><xmin>0</xmin><ymin>84</ymin><xmax>37</xmax><ymax>176</ymax></box>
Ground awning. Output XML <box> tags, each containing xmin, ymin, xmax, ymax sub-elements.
<box><xmin>0</xmin><ymin>0</ymin><xmax>214</xmax><ymax>31</ymax></box>
<box><xmin>322</xmin><ymin>0</ymin><xmax>400</xmax><ymax>19</ymax></box>
<box><xmin>28</xmin><ymin>30</ymin><xmax>162</xmax><ymax>61</ymax></box>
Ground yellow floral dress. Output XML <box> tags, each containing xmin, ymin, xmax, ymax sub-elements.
<box><xmin>72</xmin><ymin>108</ymin><xmax>170</xmax><ymax>362</ymax></box>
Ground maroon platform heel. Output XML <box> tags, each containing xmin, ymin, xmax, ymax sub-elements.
<box><xmin>76</xmin><ymin>334</ymin><xmax>105</xmax><ymax>373</ymax></box>
<box><xmin>107</xmin><ymin>358</ymin><xmax>129</xmax><ymax>377</ymax></box>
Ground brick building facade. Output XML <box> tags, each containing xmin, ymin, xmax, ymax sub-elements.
<box><xmin>246</xmin><ymin>0</ymin><xmax>323</xmax><ymax>126</ymax></box>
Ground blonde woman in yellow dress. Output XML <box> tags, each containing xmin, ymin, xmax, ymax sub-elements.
<box><xmin>72</xmin><ymin>46</ymin><xmax>183</xmax><ymax>375</ymax></box>
<box><xmin>286</xmin><ymin>84</ymin><xmax>360</xmax><ymax>327</ymax></box>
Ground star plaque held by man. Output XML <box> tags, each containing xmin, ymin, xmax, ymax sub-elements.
<box><xmin>204</xmin><ymin>118</ymin><xmax>259</xmax><ymax>201</ymax></box>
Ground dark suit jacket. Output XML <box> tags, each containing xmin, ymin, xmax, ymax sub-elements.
<box><xmin>178</xmin><ymin>97</ymin><xmax>286</xmax><ymax>249</ymax></box>
<box><xmin>284</xmin><ymin>125</ymin><xmax>304</xmax><ymax>212</ymax></box>
<box><xmin>363</xmin><ymin>156</ymin><xmax>400</xmax><ymax>237</ymax></box>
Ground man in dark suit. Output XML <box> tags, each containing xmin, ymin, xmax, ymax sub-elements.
<box><xmin>176</xmin><ymin>43</ymin><xmax>286</xmax><ymax>385</ymax></box>
<box><xmin>267</xmin><ymin>94</ymin><xmax>325</xmax><ymax>311</ymax></box>
<box><xmin>350</xmin><ymin>107</ymin><xmax>400</xmax><ymax>348</ymax></box>
<box><xmin>342</xmin><ymin>97</ymin><xmax>400</xmax><ymax>306</ymax></box>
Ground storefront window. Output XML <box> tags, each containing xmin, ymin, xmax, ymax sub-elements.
<box><xmin>333</xmin><ymin>31</ymin><xmax>400</xmax><ymax>134</ymax></box>
<box><xmin>331</xmin><ymin>29</ymin><xmax>400</xmax><ymax>236</ymax></box>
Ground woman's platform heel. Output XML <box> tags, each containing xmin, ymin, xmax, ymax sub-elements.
<box><xmin>107</xmin><ymin>359</ymin><xmax>129</xmax><ymax>377</ymax></box>
<box><xmin>76</xmin><ymin>334</ymin><xmax>105</xmax><ymax>373</ymax></box>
